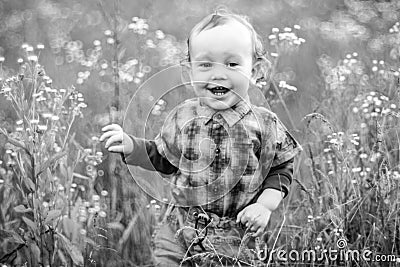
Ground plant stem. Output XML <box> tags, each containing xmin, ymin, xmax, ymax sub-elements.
<box><xmin>62</xmin><ymin>114</ymin><xmax>75</xmax><ymax>149</ymax></box>
<box><xmin>40</xmin><ymin>222</ymin><xmax>45</xmax><ymax>266</ymax></box>
<box><xmin>270</xmin><ymin>79</ymin><xmax>297</xmax><ymax>131</ymax></box>
<box><xmin>263</xmin><ymin>48</ymin><xmax>297</xmax><ymax>131</ymax></box>
<box><xmin>112</xmin><ymin>0</ymin><xmax>120</xmax><ymax>112</ymax></box>
<box><xmin>48</xmin><ymin>230</ymin><xmax>53</xmax><ymax>267</ymax></box>
<box><xmin>31</xmin><ymin>150</ymin><xmax>36</xmax><ymax>187</ymax></box>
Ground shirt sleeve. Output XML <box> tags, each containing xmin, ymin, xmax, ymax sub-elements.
<box><xmin>122</xmin><ymin>108</ymin><xmax>181</xmax><ymax>174</ymax></box>
<box><xmin>258</xmin><ymin>116</ymin><xmax>302</xmax><ymax>198</ymax></box>
<box><xmin>153</xmin><ymin>109</ymin><xmax>182</xmax><ymax>167</ymax></box>
<box><xmin>272</xmin><ymin>117</ymin><xmax>302</xmax><ymax>167</ymax></box>
<box><xmin>261</xmin><ymin>158</ymin><xmax>293</xmax><ymax>198</ymax></box>
<box><xmin>122</xmin><ymin>135</ymin><xmax>178</xmax><ymax>174</ymax></box>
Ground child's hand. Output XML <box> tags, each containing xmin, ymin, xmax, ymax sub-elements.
<box><xmin>99</xmin><ymin>124</ymin><xmax>134</xmax><ymax>155</ymax></box>
<box><xmin>236</xmin><ymin>203</ymin><xmax>272</xmax><ymax>237</ymax></box>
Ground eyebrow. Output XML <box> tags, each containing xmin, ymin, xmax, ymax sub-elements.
<box><xmin>193</xmin><ymin>52</ymin><xmax>242</xmax><ymax>60</ymax></box>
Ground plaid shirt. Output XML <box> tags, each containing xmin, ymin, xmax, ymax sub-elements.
<box><xmin>124</xmin><ymin>98</ymin><xmax>302</xmax><ymax>218</ymax></box>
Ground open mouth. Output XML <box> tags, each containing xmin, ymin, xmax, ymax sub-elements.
<box><xmin>207</xmin><ymin>86</ymin><xmax>230</xmax><ymax>96</ymax></box>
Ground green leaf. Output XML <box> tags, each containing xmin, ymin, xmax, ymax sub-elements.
<box><xmin>60</xmin><ymin>164</ymin><xmax>68</xmax><ymax>180</ymax></box>
<box><xmin>62</xmin><ymin>217</ymin><xmax>79</xmax><ymax>238</ymax></box>
<box><xmin>118</xmin><ymin>47</ymin><xmax>126</xmax><ymax>61</ymax></box>
<box><xmin>22</xmin><ymin>217</ymin><xmax>37</xmax><ymax>233</ymax></box>
<box><xmin>38</xmin><ymin>151</ymin><xmax>67</xmax><ymax>176</ymax></box>
<box><xmin>14</xmin><ymin>205</ymin><xmax>32</xmax><ymax>213</ymax></box>
<box><xmin>57</xmin><ymin>250</ymin><xmax>68</xmax><ymax>265</ymax></box>
<box><xmin>46</xmin><ymin>167</ymin><xmax>52</xmax><ymax>181</ymax></box>
<box><xmin>84</xmin><ymin>237</ymin><xmax>97</xmax><ymax>247</ymax></box>
<box><xmin>67</xmin><ymin>166</ymin><xmax>73</xmax><ymax>180</ymax></box>
<box><xmin>0</xmin><ymin>244</ymin><xmax>25</xmax><ymax>264</ymax></box>
<box><xmin>33</xmin><ymin>199</ymin><xmax>40</xmax><ymax>211</ymax></box>
<box><xmin>44</xmin><ymin>209</ymin><xmax>62</xmax><ymax>225</ymax></box>
<box><xmin>0</xmin><ymin>229</ymin><xmax>13</xmax><ymax>239</ymax></box>
<box><xmin>24</xmin><ymin>178</ymin><xmax>35</xmax><ymax>192</ymax></box>
<box><xmin>107</xmin><ymin>222</ymin><xmax>124</xmax><ymax>231</ymax></box>
<box><xmin>0</xmin><ymin>127</ymin><xmax>7</xmax><ymax>136</ymax></box>
<box><xmin>23</xmin><ymin>100</ymin><xmax>29</xmax><ymax>112</ymax></box>
<box><xmin>0</xmin><ymin>229</ymin><xmax>25</xmax><ymax>244</ymax></box>
<box><xmin>57</xmin><ymin>233</ymin><xmax>84</xmax><ymax>266</ymax></box>
<box><xmin>14</xmin><ymin>182</ymin><xmax>24</xmax><ymax>195</ymax></box>
<box><xmin>29</xmin><ymin>243</ymin><xmax>40</xmax><ymax>262</ymax></box>
<box><xmin>5</xmin><ymin>136</ymin><xmax>28</xmax><ymax>153</ymax></box>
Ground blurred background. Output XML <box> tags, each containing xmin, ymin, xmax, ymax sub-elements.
<box><xmin>1</xmin><ymin>0</ymin><xmax>394</xmax><ymax>120</ymax></box>
<box><xmin>1</xmin><ymin>0</ymin><xmax>400</xmax><ymax>266</ymax></box>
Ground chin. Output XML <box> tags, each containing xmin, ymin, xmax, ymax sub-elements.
<box><xmin>201</xmin><ymin>98</ymin><xmax>238</xmax><ymax>110</ymax></box>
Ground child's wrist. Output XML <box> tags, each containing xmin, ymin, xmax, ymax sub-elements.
<box><xmin>255</xmin><ymin>201</ymin><xmax>276</xmax><ymax>212</ymax></box>
<box><xmin>256</xmin><ymin>188</ymin><xmax>284</xmax><ymax>211</ymax></box>
<box><xmin>254</xmin><ymin>202</ymin><xmax>273</xmax><ymax>212</ymax></box>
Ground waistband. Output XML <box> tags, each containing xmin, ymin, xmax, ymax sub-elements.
<box><xmin>165</xmin><ymin>205</ymin><xmax>243</xmax><ymax>231</ymax></box>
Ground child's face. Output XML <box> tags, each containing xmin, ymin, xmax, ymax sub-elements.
<box><xmin>189</xmin><ymin>20</ymin><xmax>255</xmax><ymax>110</ymax></box>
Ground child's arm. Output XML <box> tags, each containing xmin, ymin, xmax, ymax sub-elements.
<box><xmin>121</xmin><ymin>135</ymin><xmax>178</xmax><ymax>174</ymax></box>
<box><xmin>237</xmin><ymin>115</ymin><xmax>301</xmax><ymax>237</ymax></box>
<box><xmin>236</xmin><ymin>159</ymin><xmax>293</xmax><ymax>237</ymax></box>
<box><xmin>100</xmin><ymin>124</ymin><xmax>178</xmax><ymax>174</ymax></box>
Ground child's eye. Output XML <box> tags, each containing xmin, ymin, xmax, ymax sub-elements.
<box><xmin>227</xmin><ymin>62</ymin><xmax>239</xmax><ymax>68</ymax></box>
<box><xmin>198</xmin><ymin>62</ymin><xmax>212</xmax><ymax>68</ymax></box>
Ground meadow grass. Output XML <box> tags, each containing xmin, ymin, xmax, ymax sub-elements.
<box><xmin>0</xmin><ymin>12</ymin><xmax>400</xmax><ymax>267</ymax></box>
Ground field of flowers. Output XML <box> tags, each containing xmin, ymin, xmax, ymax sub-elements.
<box><xmin>0</xmin><ymin>0</ymin><xmax>400</xmax><ymax>266</ymax></box>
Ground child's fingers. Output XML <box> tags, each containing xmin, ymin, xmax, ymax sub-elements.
<box><xmin>101</xmin><ymin>124</ymin><xmax>122</xmax><ymax>131</ymax></box>
<box><xmin>236</xmin><ymin>209</ymin><xmax>245</xmax><ymax>223</ymax></box>
<box><xmin>248</xmin><ymin>216</ymin><xmax>260</xmax><ymax>231</ymax></box>
<box><xmin>101</xmin><ymin>124</ymin><xmax>122</xmax><ymax>133</ymax></box>
<box><xmin>250</xmin><ymin>224</ymin><xmax>258</xmax><ymax>232</ymax></box>
<box><xmin>105</xmin><ymin>133</ymin><xmax>123</xmax><ymax>148</ymax></box>
<box><xmin>252</xmin><ymin>227</ymin><xmax>264</xmax><ymax>237</ymax></box>
<box><xmin>107</xmin><ymin>145</ymin><xmax>124</xmax><ymax>153</ymax></box>
<box><xmin>99</xmin><ymin>130</ymin><xmax>116</xmax><ymax>142</ymax></box>
<box><xmin>239</xmin><ymin>212</ymin><xmax>251</xmax><ymax>225</ymax></box>
<box><xmin>99</xmin><ymin>130</ymin><xmax>121</xmax><ymax>142</ymax></box>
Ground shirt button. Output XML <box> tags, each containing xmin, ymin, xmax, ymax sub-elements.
<box><xmin>215</xmin><ymin>148</ymin><xmax>220</xmax><ymax>154</ymax></box>
<box><xmin>214</xmin><ymin>186</ymin><xmax>219</xmax><ymax>192</ymax></box>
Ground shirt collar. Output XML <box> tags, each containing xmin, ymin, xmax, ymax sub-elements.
<box><xmin>199</xmin><ymin>99</ymin><xmax>251</xmax><ymax>127</ymax></box>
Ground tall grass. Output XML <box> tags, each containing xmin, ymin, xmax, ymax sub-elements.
<box><xmin>1</xmin><ymin>7</ymin><xmax>400</xmax><ymax>267</ymax></box>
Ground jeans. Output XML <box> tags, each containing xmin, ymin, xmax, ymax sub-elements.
<box><xmin>153</xmin><ymin>206</ymin><xmax>259</xmax><ymax>267</ymax></box>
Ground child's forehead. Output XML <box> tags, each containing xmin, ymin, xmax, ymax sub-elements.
<box><xmin>190</xmin><ymin>20</ymin><xmax>253</xmax><ymax>56</ymax></box>
<box><xmin>194</xmin><ymin>19</ymin><xmax>252</xmax><ymax>40</ymax></box>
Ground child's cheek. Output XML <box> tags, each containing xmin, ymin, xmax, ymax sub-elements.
<box><xmin>193</xmin><ymin>86</ymin><xmax>206</xmax><ymax>97</ymax></box>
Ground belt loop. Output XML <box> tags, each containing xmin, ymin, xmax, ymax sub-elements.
<box><xmin>176</xmin><ymin>207</ymin><xmax>186</xmax><ymax>228</ymax></box>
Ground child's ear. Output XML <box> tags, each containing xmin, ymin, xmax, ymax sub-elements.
<box><xmin>251</xmin><ymin>60</ymin><xmax>263</xmax><ymax>84</ymax></box>
<box><xmin>251</xmin><ymin>58</ymin><xmax>271</xmax><ymax>85</ymax></box>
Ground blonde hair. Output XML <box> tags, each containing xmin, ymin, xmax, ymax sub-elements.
<box><xmin>185</xmin><ymin>7</ymin><xmax>271</xmax><ymax>84</ymax></box>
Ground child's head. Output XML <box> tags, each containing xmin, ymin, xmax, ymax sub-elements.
<box><xmin>184</xmin><ymin>8</ymin><xmax>270</xmax><ymax>110</ymax></box>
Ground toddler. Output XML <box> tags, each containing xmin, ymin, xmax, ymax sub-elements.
<box><xmin>100</xmin><ymin>9</ymin><xmax>302</xmax><ymax>266</ymax></box>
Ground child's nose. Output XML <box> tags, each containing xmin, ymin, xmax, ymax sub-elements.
<box><xmin>211</xmin><ymin>66</ymin><xmax>228</xmax><ymax>80</ymax></box>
